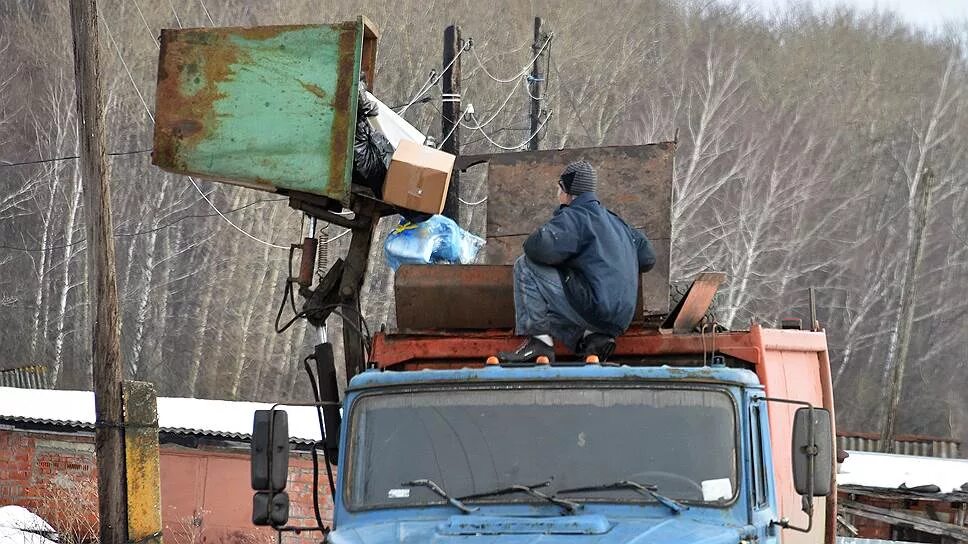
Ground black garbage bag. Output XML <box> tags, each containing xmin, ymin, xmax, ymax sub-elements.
<box><xmin>352</xmin><ymin>116</ymin><xmax>394</xmax><ymax>198</ymax></box>
<box><xmin>351</xmin><ymin>79</ymin><xmax>393</xmax><ymax>197</ymax></box>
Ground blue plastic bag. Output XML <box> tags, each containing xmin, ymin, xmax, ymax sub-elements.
<box><xmin>384</xmin><ymin>215</ymin><xmax>485</xmax><ymax>272</ymax></box>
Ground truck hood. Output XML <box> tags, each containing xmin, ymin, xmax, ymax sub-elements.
<box><xmin>328</xmin><ymin>514</ymin><xmax>746</xmax><ymax>544</ymax></box>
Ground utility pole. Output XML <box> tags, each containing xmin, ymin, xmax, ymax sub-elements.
<box><xmin>68</xmin><ymin>1</ymin><xmax>128</xmax><ymax>542</ymax></box>
<box><xmin>528</xmin><ymin>17</ymin><xmax>546</xmax><ymax>151</ymax></box>
<box><xmin>441</xmin><ymin>24</ymin><xmax>462</xmax><ymax>222</ymax></box>
<box><xmin>880</xmin><ymin>170</ymin><xmax>934</xmax><ymax>452</ymax></box>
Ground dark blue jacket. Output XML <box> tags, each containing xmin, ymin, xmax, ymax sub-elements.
<box><xmin>523</xmin><ymin>192</ymin><xmax>656</xmax><ymax>336</ymax></box>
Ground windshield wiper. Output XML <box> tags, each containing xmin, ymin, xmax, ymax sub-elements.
<box><xmin>557</xmin><ymin>480</ymin><xmax>688</xmax><ymax>514</ymax></box>
<box><xmin>403</xmin><ymin>479</ymin><xmax>478</xmax><ymax>514</ymax></box>
<box><xmin>459</xmin><ymin>480</ymin><xmax>582</xmax><ymax>515</ymax></box>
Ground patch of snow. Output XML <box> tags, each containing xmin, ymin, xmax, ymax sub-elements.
<box><xmin>839</xmin><ymin>450</ymin><xmax>968</xmax><ymax>493</ymax></box>
<box><xmin>0</xmin><ymin>506</ymin><xmax>55</xmax><ymax>533</ymax></box>
<box><xmin>0</xmin><ymin>387</ymin><xmax>321</xmax><ymax>442</ymax></box>
<box><xmin>0</xmin><ymin>527</ymin><xmax>59</xmax><ymax>544</ymax></box>
<box><xmin>0</xmin><ymin>506</ymin><xmax>58</xmax><ymax>544</ymax></box>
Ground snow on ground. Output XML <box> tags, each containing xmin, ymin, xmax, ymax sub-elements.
<box><xmin>0</xmin><ymin>527</ymin><xmax>58</xmax><ymax>544</ymax></box>
<box><xmin>839</xmin><ymin>450</ymin><xmax>968</xmax><ymax>493</ymax></box>
<box><xmin>0</xmin><ymin>386</ymin><xmax>322</xmax><ymax>442</ymax></box>
<box><xmin>0</xmin><ymin>506</ymin><xmax>58</xmax><ymax>544</ymax></box>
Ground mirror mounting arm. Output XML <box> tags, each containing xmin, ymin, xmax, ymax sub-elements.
<box><xmin>755</xmin><ymin>396</ymin><xmax>833</xmax><ymax>535</ymax></box>
<box><xmin>775</xmin><ymin>515</ymin><xmax>813</xmax><ymax>534</ymax></box>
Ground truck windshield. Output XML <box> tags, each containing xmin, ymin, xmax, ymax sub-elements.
<box><xmin>346</xmin><ymin>385</ymin><xmax>737</xmax><ymax>510</ymax></box>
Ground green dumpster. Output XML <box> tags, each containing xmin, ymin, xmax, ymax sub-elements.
<box><xmin>152</xmin><ymin>17</ymin><xmax>379</xmax><ymax>204</ymax></box>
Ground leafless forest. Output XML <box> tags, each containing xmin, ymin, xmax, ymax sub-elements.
<box><xmin>0</xmin><ymin>0</ymin><xmax>966</xmax><ymax>447</ymax></box>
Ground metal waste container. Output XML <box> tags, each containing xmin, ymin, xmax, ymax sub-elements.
<box><xmin>152</xmin><ymin>17</ymin><xmax>378</xmax><ymax>204</ymax></box>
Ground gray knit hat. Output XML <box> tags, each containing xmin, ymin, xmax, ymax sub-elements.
<box><xmin>559</xmin><ymin>160</ymin><xmax>597</xmax><ymax>195</ymax></box>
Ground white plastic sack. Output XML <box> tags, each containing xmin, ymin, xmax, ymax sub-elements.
<box><xmin>384</xmin><ymin>215</ymin><xmax>485</xmax><ymax>272</ymax></box>
<box><xmin>366</xmin><ymin>92</ymin><xmax>426</xmax><ymax>149</ymax></box>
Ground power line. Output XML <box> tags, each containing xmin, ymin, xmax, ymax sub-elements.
<box><xmin>0</xmin><ymin>197</ymin><xmax>286</xmax><ymax>253</ymax></box>
<box><xmin>320</xmin><ymin>228</ymin><xmax>351</xmax><ymax>245</ymax></box>
<box><xmin>399</xmin><ymin>40</ymin><xmax>470</xmax><ymax>115</ymax></box>
<box><xmin>458</xmin><ymin>196</ymin><xmax>487</xmax><ymax>206</ymax></box>
<box><xmin>165</xmin><ymin>0</ymin><xmax>183</xmax><ymax>28</ymax></box>
<box><xmin>105</xmin><ymin>4</ymin><xmax>288</xmax><ymax>250</ymax></box>
<box><xmin>523</xmin><ymin>76</ymin><xmax>544</xmax><ymax>101</ymax></box>
<box><xmin>197</xmin><ymin>0</ymin><xmax>216</xmax><ymax>25</ymax></box>
<box><xmin>132</xmin><ymin>0</ymin><xmax>156</xmax><ymax>47</ymax></box>
<box><xmin>188</xmin><ymin>177</ymin><xmax>289</xmax><ymax>249</ymax></box>
<box><xmin>462</xmin><ymin>125</ymin><xmax>531</xmax><ymax>147</ymax></box>
<box><xmin>551</xmin><ymin>54</ymin><xmax>595</xmax><ymax>142</ymax></box>
<box><xmin>459</xmin><ymin>78</ymin><xmax>522</xmax><ymax>131</ymax></box>
<box><xmin>0</xmin><ymin>149</ymin><xmax>151</xmax><ymax>169</ymax></box>
<box><xmin>99</xmin><ymin>7</ymin><xmax>154</xmax><ymax>121</ymax></box>
<box><xmin>469</xmin><ymin>34</ymin><xmax>553</xmax><ymax>84</ymax></box>
<box><xmin>389</xmin><ymin>96</ymin><xmax>432</xmax><ymax>110</ymax></box>
<box><xmin>437</xmin><ymin>110</ymin><xmax>468</xmax><ymax>149</ymax></box>
<box><xmin>398</xmin><ymin>71</ymin><xmax>438</xmax><ymax>115</ymax></box>
<box><xmin>119</xmin><ymin>196</ymin><xmax>284</xmax><ymax>237</ymax></box>
<box><xmin>468</xmin><ymin>110</ymin><xmax>554</xmax><ymax>150</ymax></box>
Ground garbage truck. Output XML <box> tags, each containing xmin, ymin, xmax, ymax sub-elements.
<box><xmin>148</xmin><ymin>18</ymin><xmax>838</xmax><ymax>544</ymax></box>
<box><xmin>253</xmin><ymin>288</ymin><xmax>837</xmax><ymax>544</ymax></box>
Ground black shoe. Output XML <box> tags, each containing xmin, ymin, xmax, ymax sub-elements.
<box><xmin>498</xmin><ymin>337</ymin><xmax>556</xmax><ymax>364</ymax></box>
<box><xmin>578</xmin><ymin>334</ymin><xmax>616</xmax><ymax>361</ymax></box>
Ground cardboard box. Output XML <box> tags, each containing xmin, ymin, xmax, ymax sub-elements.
<box><xmin>383</xmin><ymin>140</ymin><xmax>455</xmax><ymax>214</ymax></box>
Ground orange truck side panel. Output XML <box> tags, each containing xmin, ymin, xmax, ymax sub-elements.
<box><xmin>754</xmin><ymin>326</ymin><xmax>836</xmax><ymax>544</ymax></box>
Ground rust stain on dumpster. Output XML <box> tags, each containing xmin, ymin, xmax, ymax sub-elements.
<box><xmin>328</xmin><ymin>23</ymin><xmax>358</xmax><ymax>190</ymax></box>
<box><xmin>153</xmin><ymin>28</ymin><xmax>245</xmax><ymax>170</ymax></box>
<box><xmin>301</xmin><ymin>81</ymin><xmax>328</xmax><ymax>100</ymax></box>
<box><xmin>151</xmin><ymin>21</ymin><xmax>370</xmax><ymax>200</ymax></box>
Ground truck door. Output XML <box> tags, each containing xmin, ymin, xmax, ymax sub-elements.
<box><xmin>748</xmin><ymin>395</ymin><xmax>779</xmax><ymax>544</ymax></box>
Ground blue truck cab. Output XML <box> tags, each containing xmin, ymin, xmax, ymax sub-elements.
<box><xmin>323</xmin><ymin>361</ymin><xmax>830</xmax><ymax>544</ymax></box>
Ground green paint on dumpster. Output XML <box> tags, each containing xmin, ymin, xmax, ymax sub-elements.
<box><xmin>153</xmin><ymin>22</ymin><xmax>363</xmax><ymax>202</ymax></box>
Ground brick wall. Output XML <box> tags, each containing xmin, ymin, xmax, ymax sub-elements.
<box><xmin>0</xmin><ymin>429</ymin><xmax>99</xmax><ymax>542</ymax></box>
<box><xmin>0</xmin><ymin>428</ymin><xmax>334</xmax><ymax>544</ymax></box>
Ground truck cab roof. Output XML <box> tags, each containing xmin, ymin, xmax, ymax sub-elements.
<box><xmin>346</xmin><ymin>363</ymin><xmax>763</xmax><ymax>392</ymax></box>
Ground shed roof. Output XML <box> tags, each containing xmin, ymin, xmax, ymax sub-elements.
<box><xmin>0</xmin><ymin>386</ymin><xmax>322</xmax><ymax>444</ymax></box>
<box><xmin>839</xmin><ymin>450</ymin><xmax>968</xmax><ymax>494</ymax></box>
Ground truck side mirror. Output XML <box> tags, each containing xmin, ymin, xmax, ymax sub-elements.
<box><xmin>791</xmin><ymin>407</ymin><xmax>832</xmax><ymax>497</ymax></box>
<box><xmin>252</xmin><ymin>491</ymin><xmax>289</xmax><ymax>527</ymax></box>
<box><xmin>251</xmin><ymin>409</ymin><xmax>290</xmax><ymax>526</ymax></box>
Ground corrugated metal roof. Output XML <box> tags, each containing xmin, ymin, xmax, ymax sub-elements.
<box><xmin>0</xmin><ymin>366</ymin><xmax>51</xmax><ymax>389</ymax></box>
<box><xmin>0</xmin><ymin>386</ymin><xmax>322</xmax><ymax>445</ymax></box>
<box><xmin>0</xmin><ymin>414</ymin><xmax>274</xmax><ymax>444</ymax></box>
<box><xmin>837</xmin><ymin>538</ymin><xmax>924</xmax><ymax>544</ymax></box>
<box><xmin>838</xmin><ymin>432</ymin><xmax>960</xmax><ymax>458</ymax></box>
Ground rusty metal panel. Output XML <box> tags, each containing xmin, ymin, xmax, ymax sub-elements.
<box><xmin>661</xmin><ymin>272</ymin><xmax>726</xmax><ymax>333</ymax></box>
<box><xmin>395</xmin><ymin>265</ymin><xmax>516</xmax><ymax>330</ymax></box>
<box><xmin>837</xmin><ymin>433</ymin><xmax>961</xmax><ymax>458</ymax></box>
<box><xmin>370</xmin><ymin>327</ymin><xmax>763</xmax><ymax>369</ymax></box>
<box><xmin>0</xmin><ymin>365</ymin><xmax>50</xmax><ymax>389</ymax></box>
<box><xmin>479</xmin><ymin>143</ymin><xmax>674</xmax><ymax>315</ymax></box>
<box><xmin>152</xmin><ymin>22</ymin><xmax>363</xmax><ymax>201</ymax></box>
<box><xmin>482</xmin><ymin>235</ymin><xmax>669</xmax><ymax>318</ymax></box>
<box><xmin>394</xmin><ymin>264</ymin><xmax>645</xmax><ymax>331</ymax></box>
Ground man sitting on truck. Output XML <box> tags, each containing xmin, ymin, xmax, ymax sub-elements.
<box><xmin>500</xmin><ymin>160</ymin><xmax>656</xmax><ymax>363</ymax></box>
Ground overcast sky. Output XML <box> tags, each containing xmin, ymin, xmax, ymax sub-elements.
<box><xmin>739</xmin><ymin>0</ymin><xmax>968</xmax><ymax>32</ymax></box>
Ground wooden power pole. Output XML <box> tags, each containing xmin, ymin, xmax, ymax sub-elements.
<box><xmin>441</xmin><ymin>24</ymin><xmax>462</xmax><ymax>222</ymax></box>
<box><xmin>68</xmin><ymin>1</ymin><xmax>128</xmax><ymax>542</ymax></box>
<box><xmin>528</xmin><ymin>17</ymin><xmax>546</xmax><ymax>151</ymax></box>
<box><xmin>880</xmin><ymin>171</ymin><xmax>934</xmax><ymax>452</ymax></box>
